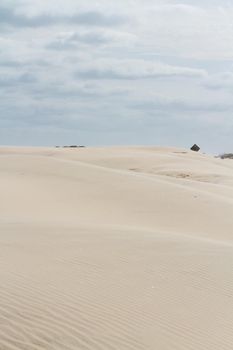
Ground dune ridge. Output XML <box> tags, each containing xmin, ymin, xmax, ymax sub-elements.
<box><xmin>0</xmin><ymin>146</ymin><xmax>233</xmax><ymax>349</ymax></box>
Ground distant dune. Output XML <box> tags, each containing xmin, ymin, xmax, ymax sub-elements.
<box><xmin>0</xmin><ymin>146</ymin><xmax>233</xmax><ymax>350</ymax></box>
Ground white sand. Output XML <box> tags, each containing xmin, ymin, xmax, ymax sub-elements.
<box><xmin>0</xmin><ymin>146</ymin><xmax>233</xmax><ymax>349</ymax></box>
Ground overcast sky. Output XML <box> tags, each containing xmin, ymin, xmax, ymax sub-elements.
<box><xmin>0</xmin><ymin>0</ymin><xmax>233</xmax><ymax>153</ymax></box>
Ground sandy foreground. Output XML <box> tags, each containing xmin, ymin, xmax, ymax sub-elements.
<box><xmin>0</xmin><ymin>146</ymin><xmax>233</xmax><ymax>350</ymax></box>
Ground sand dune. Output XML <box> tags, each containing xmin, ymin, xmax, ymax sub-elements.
<box><xmin>0</xmin><ymin>146</ymin><xmax>233</xmax><ymax>349</ymax></box>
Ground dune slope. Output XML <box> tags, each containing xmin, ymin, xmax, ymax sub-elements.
<box><xmin>0</xmin><ymin>146</ymin><xmax>233</xmax><ymax>350</ymax></box>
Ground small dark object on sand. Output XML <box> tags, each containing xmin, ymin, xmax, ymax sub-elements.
<box><xmin>190</xmin><ymin>144</ymin><xmax>200</xmax><ymax>152</ymax></box>
<box><xmin>62</xmin><ymin>145</ymin><xmax>86</xmax><ymax>148</ymax></box>
<box><xmin>219</xmin><ymin>153</ymin><xmax>233</xmax><ymax>159</ymax></box>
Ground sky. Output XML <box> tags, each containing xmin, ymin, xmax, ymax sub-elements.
<box><xmin>0</xmin><ymin>0</ymin><xmax>233</xmax><ymax>153</ymax></box>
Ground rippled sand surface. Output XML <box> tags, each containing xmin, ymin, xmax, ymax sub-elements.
<box><xmin>0</xmin><ymin>146</ymin><xmax>233</xmax><ymax>349</ymax></box>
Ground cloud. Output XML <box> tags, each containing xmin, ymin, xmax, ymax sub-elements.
<box><xmin>131</xmin><ymin>98</ymin><xmax>233</xmax><ymax>114</ymax></box>
<box><xmin>151</xmin><ymin>4</ymin><xmax>203</xmax><ymax>14</ymax></box>
<box><xmin>0</xmin><ymin>4</ymin><xmax>125</xmax><ymax>29</ymax></box>
<box><xmin>0</xmin><ymin>58</ymin><xmax>25</xmax><ymax>68</ymax></box>
<box><xmin>0</xmin><ymin>72</ymin><xmax>37</xmax><ymax>87</ymax></box>
<box><xmin>47</xmin><ymin>30</ymin><xmax>135</xmax><ymax>50</ymax></box>
<box><xmin>0</xmin><ymin>5</ymin><xmax>56</xmax><ymax>28</ymax></box>
<box><xmin>75</xmin><ymin>59</ymin><xmax>207</xmax><ymax>80</ymax></box>
<box><xmin>47</xmin><ymin>31</ymin><xmax>111</xmax><ymax>50</ymax></box>
<box><xmin>138</xmin><ymin>3</ymin><xmax>233</xmax><ymax>60</ymax></box>
<box><xmin>70</xmin><ymin>11</ymin><xmax>125</xmax><ymax>27</ymax></box>
<box><xmin>204</xmin><ymin>72</ymin><xmax>233</xmax><ymax>91</ymax></box>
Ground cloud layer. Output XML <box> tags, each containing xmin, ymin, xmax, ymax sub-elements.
<box><xmin>0</xmin><ymin>0</ymin><xmax>233</xmax><ymax>152</ymax></box>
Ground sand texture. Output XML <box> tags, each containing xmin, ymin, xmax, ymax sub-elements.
<box><xmin>0</xmin><ymin>146</ymin><xmax>233</xmax><ymax>349</ymax></box>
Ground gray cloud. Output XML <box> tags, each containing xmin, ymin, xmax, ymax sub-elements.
<box><xmin>204</xmin><ymin>72</ymin><xmax>233</xmax><ymax>91</ymax></box>
<box><xmin>47</xmin><ymin>31</ymin><xmax>111</xmax><ymax>50</ymax></box>
<box><xmin>0</xmin><ymin>59</ymin><xmax>26</xmax><ymax>68</ymax></box>
<box><xmin>0</xmin><ymin>5</ymin><xmax>125</xmax><ymax>29</ymax></box>
<box><xmin>0</xmin><ymin>5</ymin><xmax>56</xmax><ymax>28</ymax></box>
<box><xmin>131</xmin><ymin>98</ymin><xmax>233</xmax><ymax>114</ymax></box>
<box><xmin>75</xmin><ymin>60</ymin><xmax>207</xmax><ymax>80</ymax></box>
<box><xmin>0</xmin><ymin>72</ymin><xmax>37</xmax><ymax>87</ymax></box>
<box><xmin>70</xmin><ymin>12</ymin><xmax>125</xmax><ymax>27</ymax></box>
